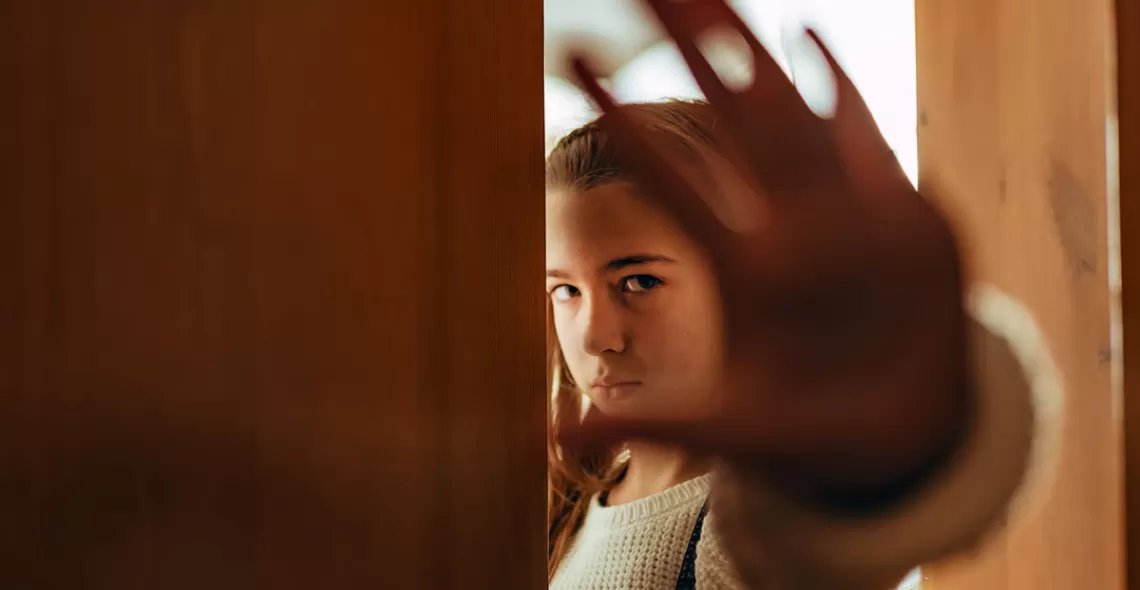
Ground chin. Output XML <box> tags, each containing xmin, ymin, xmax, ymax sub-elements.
<box><xmin>588</xmin><ymin>395</ymin><xmax>646</xmax><ymax>418</ymax></box>
<box><xmin>591</xmin><ymin>392</ymin><xmax>712</xmax><ymax>422</ymax></box>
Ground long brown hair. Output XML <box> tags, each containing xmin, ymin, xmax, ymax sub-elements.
<box><xmin>545</xmin><ymin>100</ymin><xmax>722</xmax><ymax>580</ymax></box>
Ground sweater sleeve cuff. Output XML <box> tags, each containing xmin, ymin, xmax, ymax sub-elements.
<box><xmin>711</xmin><ymin>283</ymin><xmax>1063</xmax><ymax>583</ymax></box>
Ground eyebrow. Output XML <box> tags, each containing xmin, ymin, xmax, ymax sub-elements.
<box><xmin>545</xmin><ymin>254</ymin><xmax>677</xmax><ymax>279</ymax></box>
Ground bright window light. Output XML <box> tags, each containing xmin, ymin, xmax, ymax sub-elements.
<box><xmin>545</xmin><ymin>75</ymin><xmax>598</xmax><ymax>154</ymax></box>
<box><xmin>545</xmin><ymin>0</ymin><xmax>917</xmax><ymax>186</ymax></box>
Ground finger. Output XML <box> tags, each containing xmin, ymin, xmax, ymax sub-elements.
<box><xmin>645</xmin><ymin>0</ymin><xmax>835</xmax><ymax>190</ymax></box>
<box><xmin>555</xmin><ymin>401</ymin><xmax>609</xmax><ymax>455</ymax></box>
<box><xmin>569</xmin><ymin>56</ymin><xmax>737</xmax><ymax>258</ymax></box>
<box><xmin>805</xmin><ymin>29</ymin><xmax>909</xmax><ymax>194</ymax></box>
<box><xmin>645</xmin><ymin>0</ymin><xmax>805</xmax><ymax>114</ymax></box>
<box><xmin>558</xmin><ymin>409</ymin><xmax>768</xmax><ymax>461</ymax></box>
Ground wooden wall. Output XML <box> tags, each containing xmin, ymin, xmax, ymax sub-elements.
<box><xmin>916</xmin><ymin>0</ymin><xmax>1123</xmax><ymax>587</ymax></box>
<box><xmin>1117</xmin><ymin>0</ymin><xmax>1140</xmax><ymax>587</ymax></box>
<box><xmin>0</xmin><ymin>1</ymin><xmax>546</xmax><ymax>588</ymax></box>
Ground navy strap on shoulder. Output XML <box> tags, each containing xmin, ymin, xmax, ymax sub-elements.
<box><xmin>674</xmin><ymin>500</ymin><xmax>710</xmax><ymax>590</ymax></box>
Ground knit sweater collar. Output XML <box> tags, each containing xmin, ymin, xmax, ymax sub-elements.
<box><xmin>587</xmin><ymin>473</ymin><xmax>713</xmax><ymax>528</ymax></box>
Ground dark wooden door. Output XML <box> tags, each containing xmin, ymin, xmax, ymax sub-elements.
<box><xmin>0</xmin><ymin>2</ymin><xmax>546</xmax><ymax>588</ymax></box>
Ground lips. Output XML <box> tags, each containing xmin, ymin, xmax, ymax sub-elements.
<box><xmin>590</xmin><ymin>379</ymin><xmax>642</xmax><ymax>400</ymax></box>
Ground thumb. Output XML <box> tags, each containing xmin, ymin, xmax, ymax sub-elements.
<box><xmin>804</xmin><ymin>28</ymin><xmax>908</xmax><ymax>195</ymax></box>
<box><xmin>558</xmin><ymin>404</ymin><xmax>747</xmax><ymax>459</ymax></box>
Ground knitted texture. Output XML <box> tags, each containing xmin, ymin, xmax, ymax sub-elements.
<box><xmin>551</xmin><ymin>475</ymin><xmax>746</xmax><ymax>590</ymax></box>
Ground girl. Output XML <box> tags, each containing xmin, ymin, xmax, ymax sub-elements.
<box><xmin>545</xmin><ymin>2</ymin><xmax>1060</xmax><ymax>588</ymax></box>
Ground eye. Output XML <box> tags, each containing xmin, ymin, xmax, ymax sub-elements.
<box><xmin>622</xmin><ymin>274</ymin><xmax>663</xmax><ymax>293</ymax></box>
<box><xmin>550</xmin><ymin>284</ymin><xmax>580</xmax><ymax>302</ymax></box>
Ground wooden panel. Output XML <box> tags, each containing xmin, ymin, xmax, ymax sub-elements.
<box><xmin>915</xmin><ymin>0</ymin><xmax>1121</xmax><ymax>588</ymax></box>
<box><xmin>0</xmin><ymin>1</ymin><xmax>545</xmax><ymax>588</ymax></box>
<box><xmin>1117</xmin><ymin>0</ymin><xmax>1140</xmax><ymax>588</ymax></box>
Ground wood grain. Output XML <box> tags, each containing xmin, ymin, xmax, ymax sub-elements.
<box><xmin>0</xmin><ymin>1</ymin><xmax>545</xmax><ymax>588</ymax></box>
<box><xmin>915</xmin><ymin>0</ymin><xmax>1122</xmax><ymax>587</ymax></box>
<box><xmin>1117</xmin><ymin>0</ymin><xmax>1140</xmax><ymax>587</ymax></box>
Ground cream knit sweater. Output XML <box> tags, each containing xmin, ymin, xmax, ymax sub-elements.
<box><xmin>549</xmin><ymin>474</ymin><xmax>738</xmax><ymax>590</ymax></box>
<box><xmin>550</xmin><ymin>285</ymin><xmax>1062</xmax><ymax>590</ymax></box>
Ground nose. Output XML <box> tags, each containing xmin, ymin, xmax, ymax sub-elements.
<box><xmin>581</xmin><ymin>292</ymin><xmax>627</xmax><ymax>356</ymax></box>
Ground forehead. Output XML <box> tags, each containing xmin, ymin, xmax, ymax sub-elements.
<box><xmin>546</xmin><ymin>182</ymin><xmax>698</xmax><ymax>270</ymax></box>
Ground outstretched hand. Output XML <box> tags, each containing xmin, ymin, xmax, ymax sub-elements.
<box><xmin>559</xmin><ymin>0</ymin><xmax>970</xmax><ymax>501</ymax></box>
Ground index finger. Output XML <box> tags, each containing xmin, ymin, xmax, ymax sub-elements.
<box><xmin>569</xmin><ymin>56</ymin><xmax>743</xmax><ymax>262</ymax></box>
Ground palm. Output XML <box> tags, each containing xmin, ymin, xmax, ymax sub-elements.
<box><xmin>563</xmin><ymin>0</ymin><xmax>969</xmax><ymax>495</ymax></box>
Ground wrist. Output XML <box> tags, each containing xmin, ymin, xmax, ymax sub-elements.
<box><xmin>811</xmin><ymin>407</ymin><xmax>971</xmax><ymax>516</ymax></box>
<box><xmin>765</xmin><ymin>376</ymin><xmax>974</xmax><ymax>517</ymax></box>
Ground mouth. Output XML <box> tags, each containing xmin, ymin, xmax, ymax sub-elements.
<box><xmin>591</xmin><ymin>381</ymin><xmax>642</xmax><ymax>400</ymax></box>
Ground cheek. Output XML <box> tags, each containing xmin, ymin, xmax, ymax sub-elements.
<box><xmin>643</xmin><ymin>287</ymin><xmax>725</xmax><ymax>392</ymax></box>
<box><xmin>662</xmin><ymin>318</ymin><xmax>723</xmax><ymax>379</ymax></box>
<box><xmin>552</xmin><ymin>307</ymin><xmax>589</xmax><ymax>384</ymax></box>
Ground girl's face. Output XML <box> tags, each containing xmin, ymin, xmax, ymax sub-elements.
<box><xmin>546</xmin><ymin>182</ymin><xmax>725</xmax><ymax>420</ymax></box>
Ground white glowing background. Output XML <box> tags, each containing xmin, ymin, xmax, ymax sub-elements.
<box><xmin>544</xmin><ymin>0</ymin><xmax>917</xmax><ymax>186</ymax></box>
